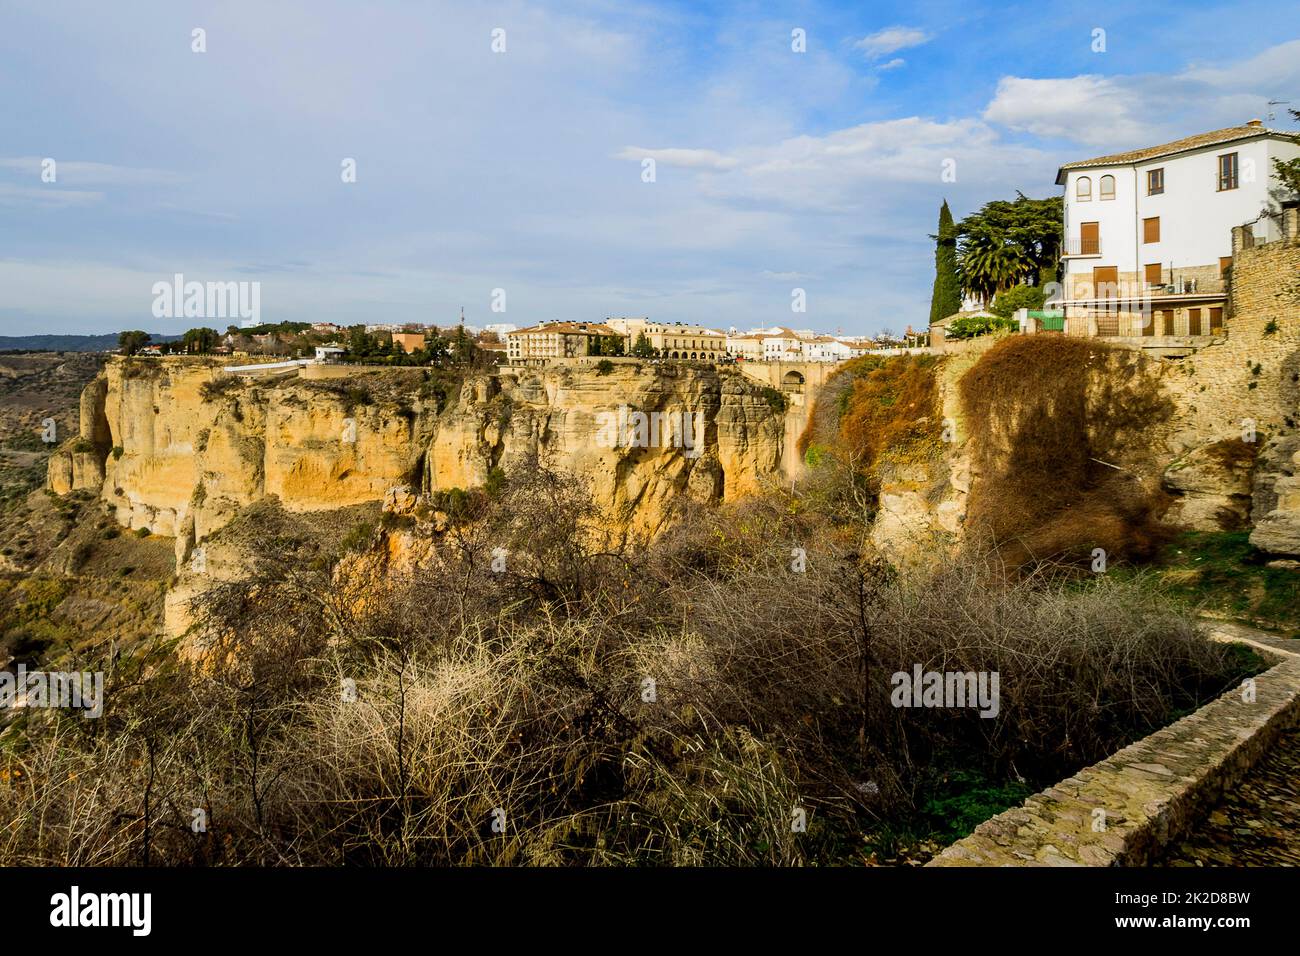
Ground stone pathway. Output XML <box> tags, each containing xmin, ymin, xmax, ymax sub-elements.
<box><xmin>1160</xmin><ymin>723</ymin><xmax>1300</xmax><ymax>865</ymax></box>
<box><xmin>1160</xmin><ymin>620</ymin><xmax>1300</xmax><ymax>866</ymax></box>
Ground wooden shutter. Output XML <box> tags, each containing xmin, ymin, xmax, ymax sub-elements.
<box><xmin>1143</xmin><ymin>217</ymin><xmax>1160</xmax><ymax>243</ymax></box>
<box><xmin>1219</xmin><ymin>256</ymin><xmax>1232</xmax><ymax>277</ymax></box>
<box><xmin>1142</xmin><ymin>310</ymin><xmax>1156</xmax><ymax>336</ymax></box>
<box><xmin>1187</xmin><ymin>308</ymin><xmax>1202</xmax><ymax>335</ymax></box>
<box><xmin>1210</xmin><ymin>307</ymin><xmax>1224</xmax><ymax>333</ymax></box>
<box><xmin>1093</xmin><ymin>266</ymin><xmax>1118</xmax><ymax>295</ymax></box>
<box><xmin>1080</xmin><ymin>221</ymin><xmax>1099</xmax><ymax>254</ymax></box>
<box><xmin>1144</xmin><ymin>263</ymin><xmax>1162</xmax><ymax>285</ymax></box>
<box><xmin>1162</xmin><ymin>310</ymin><xmax>1175</xmax><ymax>335</ymax></box>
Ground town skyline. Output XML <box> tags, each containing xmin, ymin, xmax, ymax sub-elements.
<box><xmin>2</xmin><ymin>0</ymin><xmax>1299</xmax><ymax>337</ymax></box>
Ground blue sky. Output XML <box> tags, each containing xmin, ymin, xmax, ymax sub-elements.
<box><xmin>2</xmin><ymin>0</ymin><xmax>1298</xmax><ymax>337</ymax></box>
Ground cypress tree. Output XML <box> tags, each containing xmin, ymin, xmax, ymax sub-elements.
<box><xmin>928</xmin><ymin>200</ymin><xmax>961</xmax><ymax>325</ymax></box>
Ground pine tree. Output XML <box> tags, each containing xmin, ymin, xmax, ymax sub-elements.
<box><xmin>928</xmin><ymin>200</ymin><xmax>962</xmax><ymax>325</ymax></box>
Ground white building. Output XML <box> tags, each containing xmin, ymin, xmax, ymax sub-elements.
<box><xmin>1057</xmin><ymin>120</ymin><xmax>1300</xmax><ymax>339</ymax></box>
<box><xmin>724</xmin><ymin>333</ymin><xmax>764</xmax><ymax>361</ymax></box>
<box><xmin>761</xmin><ymin>328</ymin><xmax>805</xmax><ymax>361</ymax></box>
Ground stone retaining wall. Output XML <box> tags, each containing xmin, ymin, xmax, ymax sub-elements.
<box><xmin>927</xmin><ymin>625</ymin><xmax>1300</xmax><ymax>866</ymax></box>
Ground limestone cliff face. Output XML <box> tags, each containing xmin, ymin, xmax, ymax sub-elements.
<box><xmin>50</xmin><ymin>358</ymin><xmax>786</xmax><ymax>556</ymax></box>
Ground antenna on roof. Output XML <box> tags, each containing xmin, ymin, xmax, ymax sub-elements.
<box><xmin>1267</xmin><ymin>100</ymin><xmax>1291</xmax><ymax>122</ymax></box>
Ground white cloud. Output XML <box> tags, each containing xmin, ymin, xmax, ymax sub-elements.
<box><xmin>615</xmin><ymin>146</ymin><xmax>740</xmax><ymax>170</ymax></box>
<box><xmin>853</xmin><ymin>26</ymin><xmax>931</xmax><ymax>59</ymax></box>
<box><xmin>761</xmin><ymin>270</ymin><xmax>817</xmax><ymax>281</ymax></box>
<box><xmin>0</xmin><ymin>157</ymin><xmax>183</xmax><ymax>185</ymax></box>
<box><xmin>0</xmin><ymin>183</ymin><xmax>104</xmax><ymax>207</ymax></box>
<box><xmin>982</xmin><ymin>75</ymin><xmax>1150</xmax><ymax>146</ymax></box>
<box><xmin>877</xmin><ymin>58</ymin><xmax>906</xmax><ymax>71</ymax></box>
<box><xmin>983</xmin><ymin>40</ymin><xmax>1300</xmax><ymax>149</ymax></box>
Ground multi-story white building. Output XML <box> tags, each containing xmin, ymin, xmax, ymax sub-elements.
<box><xmin>1057</xmin><ymin>120</ymin><xmax>1300</xmax><ymax>339</ymax></box>
<box><xmin>761</xmin><ymin>328</ymin><xmax>805</xmax><ymax>361</ymax></box>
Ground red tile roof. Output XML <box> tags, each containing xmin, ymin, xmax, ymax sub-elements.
<box><xmin>1055</xmin><ymin>124</ymin><xmax>1285</xmax><ymax>184</ymax></box>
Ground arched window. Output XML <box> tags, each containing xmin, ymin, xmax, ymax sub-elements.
<box><xmin>1076</xmin><ymin>176</ymin><xmax>1092</xmax><ymax>201</ymax></box>
<box><xmin>1100</xmin><ymin>174</ymin><xmax>1115</xmax><ymax>200</ymax></box>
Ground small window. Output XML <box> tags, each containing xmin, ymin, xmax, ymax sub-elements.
<box><xmin>1147</xmin><ymin>168</ymin><xmax>1164</xmax><ymax>195</ymax></box>
<box><xmin>1218</xmin><ymin>152</ymin><xmax>1239</xmax><ymax>191</ymax></box>
<box><xmin>1143</xmin><ymin>217</ymin><xmax>1160</xmax><ymax>244</ymax></box>
<box><xmin>1219</xmin><ymin>256</ymin><xmax>1233</xmax><ymax>277</ymax></box>
<box><xmin>1076</xmin><ymin>176</ymin><xmax>1092</xmax><ymax>201</ymax></box>
<box><xmin>1144</xmin><ymin>263</ymin><xmax>1163</xmax><ymax>285</ymax></box>
<box><xmin>1099</xmin><ymin>174</ymin><xmax>1116</xmax><ymax>200</ymax></box>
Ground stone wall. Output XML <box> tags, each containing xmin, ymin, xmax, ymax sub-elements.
<box><xmin>1150</xmin><ymin>236</ymin><xmax>1300</xmax><ymax>549</ymax></box>
<box><xmin>928</xmin><ymin>624</ymin><xmax>1300</xmax><ymax>866</ymax></box>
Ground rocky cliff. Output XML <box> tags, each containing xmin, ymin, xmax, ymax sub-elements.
<box><xmin>48</xmin><ymin>358</ymin><xmax>786</xmax><ymax>559</ymax></box>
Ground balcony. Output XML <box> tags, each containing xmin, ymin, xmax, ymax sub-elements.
<box><xmin>1062</xmin><ymin>236</ymin><xmax>1101</xmax><ymax>257</ymax></box>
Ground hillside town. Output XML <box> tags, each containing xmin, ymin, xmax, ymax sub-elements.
<box><xmin>8</xmin><ymin>0</ymin><xmax>1300</xmax><ymax>915</ymax></box>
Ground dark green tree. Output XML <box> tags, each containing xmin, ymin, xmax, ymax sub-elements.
<box><xmin>181</xmin><ymin>327</ymin><xmax>219</xmax><ymax>354</ymax></box>
<box><xmin>630</xmin><ymin>332</ymin><xmax>655</xmax><ymax>358</ymax></box>
<box><xmin>450</xmin><ymin>324</ymin><xmax>478</xmax><ymax>365</ymax></box>
<box><xmin>118</xmin><ymin>330</ymin><xmax>152</xmax><ymax>355</ymax></box>
<box><xmin>956</xmin><ymin>193</ymin><xmax>1063</xmax><ymax>306</ymax></box>
<box><xmin>928</xmin><ymin>200</ymin><xmax>962</xmax><ymax>325</ymax></box>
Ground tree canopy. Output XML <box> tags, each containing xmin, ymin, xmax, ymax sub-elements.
<box><xmin>117</xmin><ymin>330</ymin><xmax>151</xmax><ymax>355</ymax></box>
<box><xmin>956</xmin><ymin>193</ymin><xmax>1062</xmax><ymax>306</ymax></box>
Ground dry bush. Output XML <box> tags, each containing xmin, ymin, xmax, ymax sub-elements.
<box><xmin>0</xmin><ymin>465</ymin><xmax>1259</xmax><ymax>867</ymax></box>
<box><xmin>959</xmin><ymin>336</ymin><xmax>1177</xmax><ymax>568</ymax></box>
<box><xmin>798</xmin><ymin>355</ymin><xmax>943</xmax><ymax>474</ymax></box>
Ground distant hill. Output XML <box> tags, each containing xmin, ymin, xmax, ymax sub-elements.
<box><xmin>0</xmin><ymin>333</ymin><xmax>181</xmax><ymax>353</ymax></box>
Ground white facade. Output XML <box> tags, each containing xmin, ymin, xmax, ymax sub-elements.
<box><xmin>762</xmin><ymin>329</ymin><xmax>805</xmax><ymax>361</ymax></box>
<box><xmin>1060</xmin><ymin>125</ymin><xmax>1300</xmax><ymax>305</ymax></box>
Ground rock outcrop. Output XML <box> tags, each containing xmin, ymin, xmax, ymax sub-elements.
<box><xmin>50</xmin><ymin>357</ymin><xmax>786</xmax><ymax>554</ymax></box>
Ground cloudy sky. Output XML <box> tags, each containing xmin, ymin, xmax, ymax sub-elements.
<box><xmin>2</xmin><ymin>0</ymin><xmax>1298</xmax><ymax>337</ymax></box>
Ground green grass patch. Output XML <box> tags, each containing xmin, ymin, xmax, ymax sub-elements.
<box><xmin>1141</xmin><ymin>530</ymin><xmax>1300</xmax><ymax>632</ymax></box>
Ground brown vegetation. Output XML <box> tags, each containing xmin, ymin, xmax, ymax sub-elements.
<box><xmin>0</xmin><ymin>460</ymin><xmax>1258</xmax><ymax>866</ymax></box>
<box><xmin>959</xmin><ymin>336</ymin><xmax>1177</xmax><ymax>568</ymax></box>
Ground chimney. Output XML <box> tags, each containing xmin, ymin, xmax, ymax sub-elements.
<box><xmin>1247</xmin><ymin>118</ymin><xmax>1263</xmax><ymax>127</ymax></box>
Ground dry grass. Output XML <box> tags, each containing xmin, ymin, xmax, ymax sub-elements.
<box><xmin>0</xmin><ymin>467</ymin><xmax>1259</xmax><ymax>866</ymax></box>
<box><xmin>958</xmin><ymin>336</ymin><xmax>1177</xmax><ymax>569</ymax></box>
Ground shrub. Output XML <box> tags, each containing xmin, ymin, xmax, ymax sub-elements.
<box><xmin>0</xmin><ymin>468</ymin><xmax>1259</xmax><ymax>867</ymax></box>
<box><xmin>759</xmin><ymin>386</ymin><xmax>786</xmax><ymax>413</ymax></box>
<box><xmin>959</xmin><ymin>335</ymin><xmax>1176</xmax><ymax>568</ymax></box>
<box><xmin>990</xmin><ymin>283</ymin><xmax>1047</xmax><ymax>320</ymax></box>
<box><xmin>595</xmin><ymin>359</ymin><xmax>616</xmax><ymax>375</ymax></box>
<box><xmin>199</xmin><ymin>377</ymin><xmax>243</xmax><ymax>402</ymax></box>
<box><xmin>339</xmin><ymin>521</ymin><xmax>375</xmax><ymax>554</ymax></box>
<box><xmin>945</xmin><ymin>313</ymin><xmax>1017</xmax><ymax>339</ymax></box>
